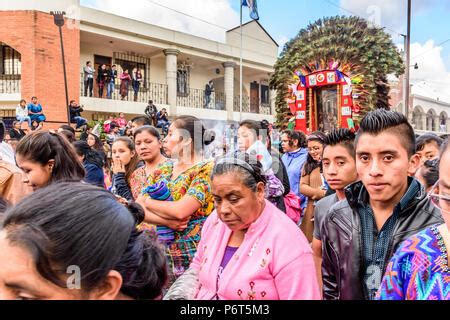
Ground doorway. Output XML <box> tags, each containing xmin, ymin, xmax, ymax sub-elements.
<box><xmin>93</xmin><ymin>55</ymin><xmax>112</xmax><ymax>98</ymax></box>
<box><xmin>250</xmin><ymin>82</ymin><xmax>259</xmax><ymax>113</ymax></box>
<box><xmin>316</xmin><ymin>85</ymin><xmax>338</xmax><ymax>132</ymax></box>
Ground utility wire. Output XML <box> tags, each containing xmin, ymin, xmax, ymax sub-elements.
<box><xmin>323</xmin><ymin>0</ymin><xmax>404</xmax><ymax>36</ymax></box>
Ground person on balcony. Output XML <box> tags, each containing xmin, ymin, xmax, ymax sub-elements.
<box><xmin>83</xmin><ymin>61</ymin><xmax>95</xmax><ymax>97</ymax></box>
<box><xmin>107</xmin><ymin>65</ymin><xmax>117</xmax><ymax>99</ymax></box>
<box><xmin>132</xmin><ymin>68</ymin><xmax>143</xmax><ymax>102</ymax></box>
<box><xmin>15</xmin><ymin>99</ymin><xmax>32</xmax><ymax>130</ymax></box>
<box><xmin>156</xmin><ymin>108</ymin><xmax>170</xmax><ymax>136</ymax></box>
<box><xmin>204</xmin><ymin>80</ymin><xmax>214</xmax><ymax>108</ymax></box>
<box><xmin>97</xmin><ymin>64</ymin><xmax>108</xmax><ymax>98</ymax></box>
<box><xmin>145</xmin><ymin>100</ymin><xmax>158</xmax><ymax>126</ymax></box>
<box><xmin>27</xmin><ymin>96</ymin><xmax>46</xmax><ymax>124</ymax></box>
<box><xmin>69</xmin><ymin>100</ymin><xmax>87</xmax><ymax>130</ymax></box>
<box><xmin>120</xmin><ymin>69</ymin><xmax>132</xmax><ymax>100</ymax></box>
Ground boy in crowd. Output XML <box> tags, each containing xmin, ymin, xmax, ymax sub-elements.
<box><xmin>415</xmin><ymin>133</ymin><xmax>443</xmax><ymax>166</ymax></box>
<box><xmin>130</xmin><ymin>116</ymin><xmax>152</xmax><ymax>135</ymax></box>
<box><xmin>321</xmin><ymin>109</ymin><xmax>443</xmax><ymax>300</ymax></box>
<box><xmin>311</xmin><ymin>128</ymin><xmax>359</xmax><ymax>291</ymax></box>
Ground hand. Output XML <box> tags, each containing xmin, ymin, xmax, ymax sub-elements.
<box><xmin>112</xmin><ymin>158</ymin><xmax>126</xmax><ymax>174</ymax></box>
<box><xmin>166</xmin><ymin>217</ymin><xmax>190</xmax><ymax>231</ymax></box>
<box><xmin>115</xmin><ymin>195</ymin><xmax>129</xmax><ymax>206</ymax></box>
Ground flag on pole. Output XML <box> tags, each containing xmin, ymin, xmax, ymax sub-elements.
<box><xmin>242</xmin><ymin>0</ymin><xmax>259</xmax><ymax>20</ymax></box>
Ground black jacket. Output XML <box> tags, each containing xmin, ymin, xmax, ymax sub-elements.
<box><xmin>69</xmin><ymin>105</ymin><xmax>83</xmax><ymax>120</ymax></box>
<box><xmin>9</xmin><ymin>128</ymin><xmax>26</xmax><ymax>140</ymax></box>
<box><xmin>321</xmin><ymin>179</ymin><xmax>443</xmax><ymax>300</ymax></box>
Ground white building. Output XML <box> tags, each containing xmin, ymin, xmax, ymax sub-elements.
<box><xmin>0</xmin><ymin>0</ymin><xmax>278</xmax><ymax>126</ymax></box>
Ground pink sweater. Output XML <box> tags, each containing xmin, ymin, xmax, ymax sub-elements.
<box><xmin>190</xmin><ymin>200</ymin><xmax>321</xmax><ymax>300</ymax></box>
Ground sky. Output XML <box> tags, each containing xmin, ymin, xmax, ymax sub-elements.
<box><xmin>80</xmin><ymin>0</ymin><xmax>450</xmax><ymax>102</ymax></box>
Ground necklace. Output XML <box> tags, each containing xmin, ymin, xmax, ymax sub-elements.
<box><xmin>431</xmin><ymin>225</ymin><xmax>450</xmax><ymax>273</ymax></box>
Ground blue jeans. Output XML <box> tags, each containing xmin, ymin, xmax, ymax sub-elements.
<box><xmin>71</xmin><ymin>116</ymin><xmax>87</xmax><ymax>129</ymax></box>
<box><xmin>16</xmin><ymin>115</ymin><xmax>32</xmax><ymax>127</ymax></box>
<box><xmin>157</xmin><ymin>120</ymin><xmax>169</xmax><ymax>134</ymax></box>
<box><xmin>107</xmin><ymin>81</ymin><xmax>115</xmax><ymax>99</ymax></box>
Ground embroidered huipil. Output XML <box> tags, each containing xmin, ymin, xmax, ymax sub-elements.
<box><xmin>190</xmin><ymin>200</ymin><xmax>320</xmax><ymax>300</ymax></box>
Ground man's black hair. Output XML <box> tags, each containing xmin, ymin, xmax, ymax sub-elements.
<box><xmin>355</xmin><ymin>109</ymin><xmax>416</xmax><ymax>157</ymax></box>
<box><xmin>415</xmin><ymin>133</ymin><xmax>443</xmax><ymax>152</ymax></box>
<box><xmin>131</xmin><ymin>116</ymin><xmax>152</xmax><ymax>126</ymax></box>
<box><xmin>324</xmin><ymin>128</ymin><xmax>356</xmax><ymax>158</ymax></box>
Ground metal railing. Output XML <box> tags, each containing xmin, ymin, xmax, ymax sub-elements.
<box><xmin>0</xmin><ymin>75</ymin><xmax>21</xmax><ymax>94</ymax></box>
<box><xmin>176</xmin><ymin>89</ymin><xmax>226</xmax><ymax>110</ymax></box>
<box><xmin>80</xmin><ymin>73</ymin><xmax>167</xmax><ymax>105</ymax></box>
<box><xmin>233</xmin><ymin>95</ymin><xmax>250</xmax><ymax>113</ymax></box>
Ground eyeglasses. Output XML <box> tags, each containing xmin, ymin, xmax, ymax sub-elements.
<box><xmin>428</xmin><ymin>181</ymin><xmax>450</xmax><ymax>214</ymax></box>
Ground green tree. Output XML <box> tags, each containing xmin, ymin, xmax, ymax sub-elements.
<box><xmin>270</xmin><ymin>16</ymin><xmax>405</xmax><ymax>128</ymax></box>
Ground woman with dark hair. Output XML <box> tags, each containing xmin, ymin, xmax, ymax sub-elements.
<box><xmin>299</xmin><ymin>131</ymin><xmax>327</xmax><ymax>242</ymax></box>
<box><xmin>120</xmin><ymin>69</ymin><xmax>132</xmax><ymax>100</ymax></box>
<box><xmin>15</xmin><ymin>131</ymin><xmax>85</xmax><ymax>191</ymax></box>
<box><xmin>136</xmin><ymin>116</ymin><xmax>215</xmax><ymax>284</ymax></box>
<box><xmin>111</xmin><ymin>137</ymin><xmax>142</xmax><ymax>201</ymax></box>
<box><xmin>130</xmin><ymin>126</ymin><xmax>169</xmax><ymax>200</ymax></box>
<box><xmin>73</xmin><ymin>140</ymin><xmax>105</xmax><ymax>188</ymax></box>
<box><xmin>0</xmin><ymin>182</ymin><xmax>167</xmax><ymax>300</ymax></box>
<box><xmin>86</xmin><ymin>132</ymin><xmax>106</xmax><ymax>166</ymax></box>
<box><xmin>237</xmin><ymin>120</ymin><xmax>290</xmax><ymax>213</ymax></box>
<box><xmin>164</xmin><ymin>152</ymin><xmax>320</xmax><ymax>300</ymax></box>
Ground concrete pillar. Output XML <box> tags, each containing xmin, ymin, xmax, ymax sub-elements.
<box><xmin>270</xmin><ymin>89</ymin><xmax>277</xmax><ymax>115</ymax></box>
<box><xmin>446</xmin><ymin>117</ymin><xmax>450</xmax><ymax>133</ymax></box>
<box><xmin>223</xmin><ymin>61</ymin><xmax>236</xmax><ymax>121</ymax></box>
<box><xmin>163</xmin><ymin>49</ymin><xmax>180</xmax><ymax>116</ymax></box>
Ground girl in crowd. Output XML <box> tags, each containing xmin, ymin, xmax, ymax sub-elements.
<box><xmin>299</xmin><ymin>131</ymin><xmax>327</xmax><ymax>243</ymax></box>
<box><xmin>136</xmin><ymin>116</ymin><xmax>215</xmax><ymax>283</ymax></box>
<box><xmin>164</xmin><ymin>153</ymin><xmax>320</xmax><ymax>300</ymax></box>
<box><xmin>237</xmin><ymin>120</ymin><xmax>290</xmax><ymax>213</ymax></box>
<box><xmin>111</xmin><ymin>137</ymin><xmax>142</xmax><ymax>201</ymax></box>
<box><xmin>377</xmin><ymin>140</ymin><xmax>450</xmax><ymax>300</ymax></box>
<box><xmin>15</xmin><ymin>131</ymin><xmax>85</xmax><ymax>191</ymax></box>
<box><xmin>129</xmin><ymin>126</ymin><xmax>169</xmax><ymax>200</ymax></box>
<box><xmin>73</xmin><ymin>140</ymin><xmax>105</xmax><ymax>188</ymax></box>
<box><xmin>0</xmin><ymin>182</ymin><xmax>167</xmax><ymax>300</ymax></box>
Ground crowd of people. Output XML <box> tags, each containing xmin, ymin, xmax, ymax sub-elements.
<box><xmin>83</xmin><ymin>61</ymin><xmax>144</xmax><ymax>101</ymax></box>
<box><xmin>0</xmin><ymin>107</ymin><xmax>449</xmax><ymax>300</ymax></box>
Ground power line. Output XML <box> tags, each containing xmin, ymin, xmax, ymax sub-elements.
<box><xmin>411</xmin><ymin>37</ymin><xmax>450</xmax><ymax>60</ymax></box>
<box><xmin>323</xmin><ymin>0</ymin><xmax>403</xmax><ymax>37</ymax></box>
<box><xmin>143</xmin><ymin>0</ymin><xmax>277</xmax><ymax>46</ymax></box>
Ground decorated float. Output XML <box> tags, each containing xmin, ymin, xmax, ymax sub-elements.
<box><xmin>270</xmin><ymin>16</ymin><xmax>405</xmax><ymax>133</ymax></box>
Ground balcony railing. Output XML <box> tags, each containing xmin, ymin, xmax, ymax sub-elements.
<box><xmin>0</xmin><ymin>75</ymin><xmax>21</xmax><ymax>94</ymax></box>
<box><xmin>233</xmin><ymin>95</ymin><xmax>250</xmax><ymax>113</ymax></box>
<box><xmin>80</xmin><ymin>73</ymin><xmax>168</xmax><ymax>105</ymax></box>
<box><xmin>176</xmin><ymin>89</ymin><xmax>226</xmax><ymax>110</ymax></box>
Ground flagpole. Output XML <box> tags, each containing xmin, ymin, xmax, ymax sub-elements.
<box><xmin>239</xmin><ymin>0</ymin><xmax>243</xmax><ymax>122</ymax></box>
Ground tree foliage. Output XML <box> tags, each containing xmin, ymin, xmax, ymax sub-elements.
<box><xmin>269</xmin><ymin>16</ymin><xmax>405</xmax><ymax>128</ymax></box>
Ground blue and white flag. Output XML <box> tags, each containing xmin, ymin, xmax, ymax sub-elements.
<box><xmin>242</xmin><ymin>0</ymin><xmax>259</xmax><ymax>20</ymax></box>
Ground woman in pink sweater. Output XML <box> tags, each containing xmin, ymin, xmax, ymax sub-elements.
<box><xmin>164</xmin><ymin>152</ymin><xmax>320</xmax><ymax>300</ymax></box>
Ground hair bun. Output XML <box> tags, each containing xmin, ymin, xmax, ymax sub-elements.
<box><xmin>128</xmin><ymin>202</ymin><xmax>145</xmax><ymax>225</ymax></box>
<box><xmin>203</xmin><ymin>129</ymin><xmax>216</xmax><ymax>146</ymax></box>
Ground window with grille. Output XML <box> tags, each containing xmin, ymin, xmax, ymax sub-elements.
<box><xmin>0</xmin><ymin>43</ymin><xmax>21</xmax><ymax>76</ymax></box>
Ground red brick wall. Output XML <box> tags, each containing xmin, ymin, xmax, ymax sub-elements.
<box><xmin>0</xmin><ymin>10</ymin><xmax>80</xmax><ymax>128</ymax></box>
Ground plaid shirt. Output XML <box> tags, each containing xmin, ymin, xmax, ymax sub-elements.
<box><xmin>358</xmin><ymin>178</ymin><xmax>421</xmax><ymax>300</ymax></box>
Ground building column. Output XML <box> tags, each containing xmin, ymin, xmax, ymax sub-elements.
<box><xmin>446</xmin><ymin>117</ymin><xmax>450</xmax><ymax>133</ymax></box>
<box><xmin>163</xmin><ymin>49</ymin><xmax>180</xmax><ymax>117</ymax></box>
<box><xmin>223</xmin><ymin>61</ymin><xmax>236</xmax><ymax>121</ymax></box>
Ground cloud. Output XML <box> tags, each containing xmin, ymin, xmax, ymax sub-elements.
<box><xmin>339</xmin><ymin>0</ymin><xmax>439</xmax><ymax>37</ymax></box>
<box><xmin>80</xmin><ymin>0</ymin><xmax>239</xmax><ymax>42</ymax></box>
<box><xmin>276</xmin><ymin>35</ymin><xmax>289</xmax><ymax>53</ymax></box>
<box><xmin>409</xmin><ymin>40</ymin><xmax>450</xmax><ymax>103</ymax></box>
